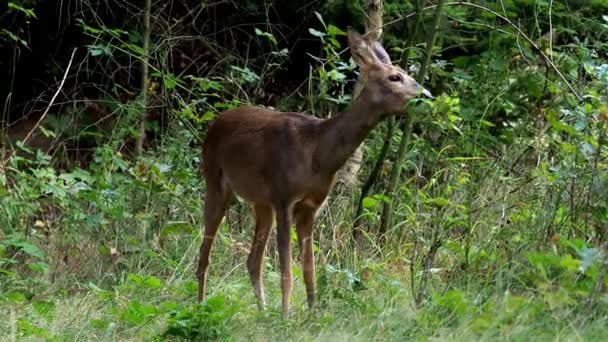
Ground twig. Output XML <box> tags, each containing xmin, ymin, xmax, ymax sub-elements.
<box><xmin>549</xmin><ymin>0</ymin><xmax>554</xmax><ymax>62</ymax></box>
<box><xmin>22</xmin><ymin>48</ymin><xmax>77</xmax><ymax>146</ymax></box>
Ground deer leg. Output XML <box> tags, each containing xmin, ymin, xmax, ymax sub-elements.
<box><xmin>294</xmin><ymin>205</ymin><xmax>316</xmax><ymax>310</ymax></box>
<box><xmin>197</xmin><ymin>181</ymin><xmax>231</xmax><ymax>302</ymax></box>
<box><xmin>247</xmin><ymin>203</ymin><xmax>274</xmax><ymax>310</ymax></box>
<box><xmin>275</xmin><ymin>205</ymin><xmax>293</xmax><ymax>318</ymax></box>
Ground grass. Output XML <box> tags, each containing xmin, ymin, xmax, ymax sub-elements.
<box><xmin>2</xmin><ymin>196</ymin><xmax>607</xmax><ymax>341</ymax></box>
<box><xmin>1</xmin><ymin>257</ymin><xmax>605</xmax><ymax>341</ymax></box>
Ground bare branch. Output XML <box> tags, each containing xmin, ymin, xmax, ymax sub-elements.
<box><xmin>22</xmin><ymin>48</ymin><xmax>77</xmax><ymax>146</ymax></box>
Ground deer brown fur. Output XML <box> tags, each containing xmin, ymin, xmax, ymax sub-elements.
<box><xmin>197</xmin><ymin>29</ymin><xmax>431</xmax><ymax>317</ymax></box>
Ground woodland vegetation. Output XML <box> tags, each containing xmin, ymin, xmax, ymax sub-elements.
<box><xmin>1</xmin><ymin>0</ymin><xmax>608</xmax><ymax>340</ymax></box>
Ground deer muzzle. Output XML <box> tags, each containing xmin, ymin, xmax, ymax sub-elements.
<box><xmin>414</xmin><ymin>81</ymin><xmax>433</xmax><ymax>98</ymax></box>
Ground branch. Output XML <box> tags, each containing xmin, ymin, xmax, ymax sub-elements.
<box><xmin>22</xmin><ymin>48</ymin><xmax>77</xmax><ymax>145</ymax></box>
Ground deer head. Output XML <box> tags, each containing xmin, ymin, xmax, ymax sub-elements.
<box><xmin>348</xmin><ymin>29</ymin><xmax>432</xmax><ymax>114</ymax></box>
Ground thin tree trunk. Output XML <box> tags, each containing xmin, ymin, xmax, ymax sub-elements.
<box><xmin>353</xmin><ymin>0</ymin><xmax>426</xmax><ymax>239</ymax></box>
<box><xmin>135</xmin><ymin>0</ymin><xmax>152</xmax><ymax>156</ymax></box>
<box><xmin>353</xmin><ymin>118</ymin><xmax>394</xmax><ymax>236</ymax></box>
<box><xmin>378</xmin><ymin>0</ymin><xmax>445</xmax><ymax>237</ymax></box>
<box><xmin>335</xmin><ymin>0</ymin><xmax>384</xmax><ymax>187</ymax></box>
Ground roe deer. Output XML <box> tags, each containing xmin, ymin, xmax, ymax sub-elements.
<box><xmin>197</xmin><ymin>29</ymin><xmax>432</xmax><ymax>317</ymax></box>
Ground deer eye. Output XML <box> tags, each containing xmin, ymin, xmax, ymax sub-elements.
<box><xmin>388</xmin><ymin>74</ymin><xmax>402</xmax><ymax>82</ymax></box>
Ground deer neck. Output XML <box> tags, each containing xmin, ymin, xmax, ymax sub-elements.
<box><xmin>316</xmin><ymin>93</ymin><xmax>383</xmax><ymax>175</ymax></box>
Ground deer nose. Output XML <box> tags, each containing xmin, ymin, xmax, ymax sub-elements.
<box><xmin>414</xmin><ymin>82</ymin><xmax>433</xmax><ymax>98</ymax></box>
<box><xmin>421</xmin><ymin>88</ymin><xmax>433</xmax><ymax>98</ymax></box>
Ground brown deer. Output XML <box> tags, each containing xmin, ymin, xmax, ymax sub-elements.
<box><xmin>197</xmin><ymin>28</ymin><xmax>431</xmax><ymax>317</ymax></box>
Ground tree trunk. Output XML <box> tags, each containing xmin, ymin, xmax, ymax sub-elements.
<box><xmin>353</xmin><ymin>0</ymin><xmax>426</xmax><ymax>239</ymax></box>
<box><xmin>135</xmin><ymin>0</ymin><xmax>152</xmax><ymax>156</ymax></box>
<box><xmin>335</xmin><ymin>0</ymin><xmax>384</xmax><ymax>187</ymax></box>
<box><xmin>378</xmin><ymin>0</ymin><xmax>445</xmax><ymax>237</ymax></box>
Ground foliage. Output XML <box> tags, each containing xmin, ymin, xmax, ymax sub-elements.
<box><xmin>162</xmin><ymin>296</ymin><xmax>237</xmax><ymax>341</ymax></box>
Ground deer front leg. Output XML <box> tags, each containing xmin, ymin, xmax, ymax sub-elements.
<box><xmin>275</xmin><ymin>205</ymin><xmax>293</xmax><ymax>318</ymax></box>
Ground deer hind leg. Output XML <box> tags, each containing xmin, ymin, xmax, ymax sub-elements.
<box><xmin>197</xmin><ymin>174</ymin><xmax>232</xmax><ymax>302</ymax></box>
<box><xmin>294</xmin><ymin>204</ymin><xmax>317</xmax><ymax>309</ymax></box>
<box><xmin>275</xmin><ymin>204</ymin><xmax>293</xmax><ymax>318</ymax></box>
<box><xmin>247</xmin><ymin>203</ymin><xmax>274</xmax><ymax>310</ymax></box>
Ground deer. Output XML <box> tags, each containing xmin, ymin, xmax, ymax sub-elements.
<box><xmin>197</xmin><ymin>28</ymin><xmax>432</xmax><ymax>317</ymax></box>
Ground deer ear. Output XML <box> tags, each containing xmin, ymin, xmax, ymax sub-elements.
<box><xmin>371</xmin><ymin>41</ymin><xmax>391</xmax><ymax>65</ymax></box>
<box><xmin>347</xmin><ymin>28</ymin><xmax>380</xmax><ymax>68</ymax></box>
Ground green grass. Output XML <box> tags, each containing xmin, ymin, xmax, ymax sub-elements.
<box><xmin>2</xmin><ymin>212</ymin><xmax>607</xmax><ymax>341</ymax></box>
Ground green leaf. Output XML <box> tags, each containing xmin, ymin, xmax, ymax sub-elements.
<box><xmin>90</xmin><ymin>318</ymin><xmax>110</xmax><ymax>329</ymax></box>
<box><xmin>204</xmin><ymin>295</ymin><xmax>226</xmax><ymax>309</ymax></box>
<box><xmin>8</xmin><ymin>2</ymin><xmax>37</xmax><ymax>18</ymax></box>
<box><xmin>3</xmin><ymin>238</ymin><xmax>45</xmax><ymax>259</ymax></box>
<box><xmin>308</xmin><ymin>28</ymin><xmax>326</xmax><ymax>39</ymax></box>
<box><xmin>86</xmin><ymin>44</ymin><xmax>112</xmax><ymax>57</ymax></box>
<box><xmin>5</xmin><ymin>291</ymin><xmax>27</xmax><ymax>303</ymax></box>
<box><xmin>313</xmin><ymin>11</ymin><xmax>326</xmax><ymax>29</ymax></box>
<box><xmin>327</xmin><ymin>24</ymin><xmax>346</xmax><ymax>36</ymax></box>
<box><xmin>32</xmin><ymin>300</ymin><xmax>55</xmax><ymax>320</ymax></box>
<box><xmin>29</xmin><ymin>261</ymin><xmax>49</xmax><ymax>272</ymax></box>
<box><xmin>1</xmin><ymin>29</ymin><xmax>28</xmax><ymax>47</ymax></box>
<box><xmin>120</xmin><ymin>300</ymin><xmax>158</xmax><ymax>325</ymax></box>
<box><xmin>559</xmin><ymin>254</ymin><xmax>581</xmax><ymax>272</ymax></box>
<box><xmin>76</xmin><ymin>19</ymin><xmax>102</xmax><ymax>35</ymax></box>
<box><xmin>327</xmin><ymin>69</ymin><xmax>346</xmax><ymax>81</ymax></box>
<box><xmin>17</xmin><ymin>319</ymin><xmax>48</xmax><ymax>337</ymax></box>
<box><xmin>254</xmin><ymin>28</ymin><xmax>277</xmax><ymax>44</ymax></box>
<box><xmin>161</xmin><ymin>222</ymin><xmax>195</xmax><ymax>236</ymax></box>
<box><xmin>292</xmin><ymin>264</ymin><xmax>303</xmax><ymax>278</ymax></box>
<box><xmin>230</xmin><ymin>65</ymin><xmax>260</xmax><ymax>84</ymax></box>
<box><xmin>127</xmin><ymin>273</ymin><xmax>163</xmax><ymax>289</ymax></box>
<box><xmin>202</xmin><ymin>111</ymin><xmax>216</xmax><ymax>121</ymax></box>
<box><xmin>328</xmin><ymin>37</ymin><xmax>341</xmax><ymax>48</ymax></box>
<box><xmin>434</xmin><ymin>289</ymin><xmax>468</xmax><ymax>315</ymax></box>
<box><xmin>362</xmin><ymin>197</ymin><xmax>378</xmax><ymax>209</ymax></box>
